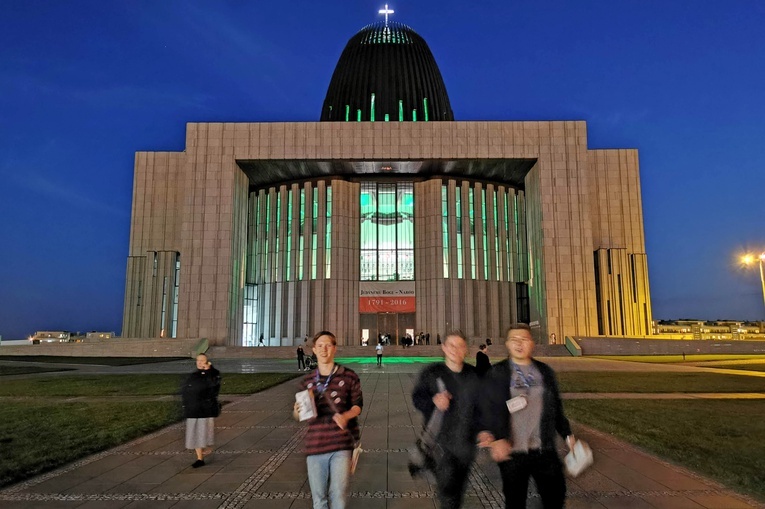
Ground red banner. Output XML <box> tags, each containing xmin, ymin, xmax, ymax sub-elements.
<box><xmin>359</xmin><ymin>296</ymin><xmax>416</xmax><ymax>313</ymax></box>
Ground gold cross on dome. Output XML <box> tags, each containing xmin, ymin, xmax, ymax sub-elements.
<box><xmin>378</xmin><ymin>4</ymin><xmax>394</xmax><ymax>26</ymax></box>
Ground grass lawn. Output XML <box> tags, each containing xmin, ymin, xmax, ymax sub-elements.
<box><xmin>0</xmin><ymin>372</ymin><xmax>299</xmax><ymax>488</ymax></box>
<box><xmin>557</xmin><ymin>371</ymin><xmax>765</xmax><ymax>393</ymax></box>
<box><xmin>0</xmin><ymin>356</ymin><xmax>188</xmax><ymax>366</ymax></box>
<box><xmin>592</xmin><ymin>354</ymin><xmax>765</xmax><ymax>364</ymax></box>
<box><xmin>0</xmin><ymin>401</ymin><xmax>180</xmax><ymax>487</ymax></box>
<box><xmin>0</xmin><ymin>373</ymin><xmax>300</xmax><ymax>397</ymax></box>
<box><xmin>707</xmin><ymin>363</ymin><xmax>765</xmax><ymax>372</ymax></box>
<box><xmin>566</xmin><ymin>399</ymin><xmax>765</xmax><ymax>502</ymax></box>
<box><xmin>0</xmin><ymin>365</ymin><xmax>73</xmax><ymax>376</ymax></box>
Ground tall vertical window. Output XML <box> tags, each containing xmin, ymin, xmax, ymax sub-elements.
<box><xmin>325</xmin><ymin>187</ymin><xmax>332</xmax><ymax>279</ymax></box>
<box><xmin>170</xmin><ymin>254</ymin><xmax>180</xmax><ymax>338</ymax></box>
<box><xmin>311</xmin><ymin>190</ymin><xmax>318</xmax><ymax>280</ymax></box>
<box><xmin>469</xmin><ymin>188</ymin><xmax>476</xmax><ymax>279</ymax></box>
<box><xmin>299</xmin><ymin>189</ymin><xmax>305</xmax><ymax>280</ymax></box>
<box><xmin>286</xmin><ymin>192</ymin><xmax>293</xmax><ymax>281</ymax></box>
<box><xmin>455</xmin><ymin>186</ymin><xmax>463</xmax><ymax>279</ymax></box>
<box><xmin>360</xmin><ymin>181</ymin><xmax>414</xmax><ymax>281</ymax></box>
<box><xmin>482</xmin><ymin>188</ymin><xmax>489</xmax><ymax>280</ymax></box>
<box><xmin>275</xmin><ymin>193</ymin><xmax>281</xmax><ymax>278</ymax></box>
<box><xmin>442</xmin><ymin>185</ymin><xmax>449</xmax><ymax>278</ymax></box>
<box><xmin>493</xmin><ymin>189</ymin><xmax>500</xmax><ymax>280</ymax></box>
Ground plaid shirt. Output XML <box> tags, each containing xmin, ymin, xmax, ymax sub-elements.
<box><xmin>299</xmin><ymin>365</ymin><xmax>363</xmax><ymax>455</ymax></box>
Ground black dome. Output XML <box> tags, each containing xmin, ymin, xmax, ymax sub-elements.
<box><xmin>321</xmin><ymin>21</ymin><xmax>454</xmax><ymax>122</ymax></box>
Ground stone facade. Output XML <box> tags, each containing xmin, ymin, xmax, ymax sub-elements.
<box><xmin>123</xmin><ymin>121</ymin><xmax>652</xmax><ymax>345</ymax></box>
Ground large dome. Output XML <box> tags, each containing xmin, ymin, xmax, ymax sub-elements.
<box><xmin>321</xmin><ymin>21</ymin><xmax>454</xmax><ymax>122</ymax></box>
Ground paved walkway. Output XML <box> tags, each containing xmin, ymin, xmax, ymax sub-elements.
<box><xmin>2</xmin><ymin>367</ymin><xmax>763</xmax><ymax>509</ymax></box>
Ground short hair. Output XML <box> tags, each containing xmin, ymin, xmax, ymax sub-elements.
<box><xmin>312</xmin><ymin>330</ymin><xmax>337</xmax><ymax>346</ymax></box>
<box><xmin>196</xmin><ymin>353</ymin><xmax>208</xmax><ymax>361</ymax></box>
<box><xmin>479</xmin><ymin>344</ymin><xmax>487</xmax><ymax>350</ymax></box>
<box><xmin>506</xmin><ymin>323</ymin><xmax>532</xmax><ymax>336</ymax></box>
<box><xmin>443</xmin><ymin>329</ymin><xmax>467</xmax><ymax>344</ymax></box>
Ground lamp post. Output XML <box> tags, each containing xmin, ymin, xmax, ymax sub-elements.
<box><xmin>741</xmin><ymin>252</ymin><xmax>765</xmax><ymax>316</ymax></box>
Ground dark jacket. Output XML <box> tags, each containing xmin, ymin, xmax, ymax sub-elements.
<box><xmin>412</xmin><ymin>362</ymin><xmax>481</xmax><ymax>462</ymax></box>
<box><xmin>181</xmin><ymin>365</ymin><xmax>221</xmax><ymax>419</ymax></box>
<box><xmin>479</xmin><ymin>358</ymin><xmax>571</xmax><ymax>451</ymax></box>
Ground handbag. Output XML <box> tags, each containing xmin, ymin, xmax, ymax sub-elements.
<box><xmin>564</xmin><ymin>439</ymin><xmax>593</xmax><ymax>477</ymax></box>
<box><xmin>350</xmin><ymin>442</ymin><xmax>362</xmax><ymax>475</ymax></box>
<box><xmin>408</xmin><ymin>377</ymin><xmax>447</xmax><ymax>476</ymax></box>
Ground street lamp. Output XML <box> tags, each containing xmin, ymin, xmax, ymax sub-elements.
<box><xmin>741</xmin><ymin>252</ymin><xmax>765</xmax><ymax>315</ymax></box>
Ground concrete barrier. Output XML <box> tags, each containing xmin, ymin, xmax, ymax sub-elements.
<box><xmin>576</xmin><ymin>337</ymin><xmax>765</xmax><ymax>356</ymax></box>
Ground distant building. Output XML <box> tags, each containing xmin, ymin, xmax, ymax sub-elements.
<box><xmin>31</xmin><ymin>331</ymin><xmax>72</xmax><ymax>343</ymax></box>
<box><xmin>122</xmin><ymin>15</ymin><xmax>652</xmax><ymax>346</ymax></box>
<box><xmin>653</xmin><ymin>320</ymin><xmax>764</xmax><ymax>340</ymax></box>
<box><xmin>85</xmin><ymin>331</ymin><xmax>116</xmax><ymax>340</ymax></box>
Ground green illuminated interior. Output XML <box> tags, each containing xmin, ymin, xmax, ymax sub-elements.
<box><xmin>360</xmin><ymin>182</ymin><xmax>414</xmax><ymax>281</ymax></box>
<box><xmin>423</xmin><ymin>98</ymin><xmax>429</xmax><ymax>122</ymax></box>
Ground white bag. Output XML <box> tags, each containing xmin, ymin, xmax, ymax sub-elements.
<box><xmin>564</xmin><ymin>439</ymin><xmax>593</xmax><ymax>477</ymax></box>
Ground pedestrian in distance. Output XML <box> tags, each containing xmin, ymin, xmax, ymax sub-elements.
<box><xmin>375</xmin><ymin>341</ymin><xmax>384</xmax><ymax>367</ymax></box>
<box><xmin>475</xmin><ymin>343</ymin><xmax>491</xmax><ymax>377</ymax></box>
<box><xmin>293</xmin><ymin>331</ymin><xmax>363</xmax><ymax>509</ymax></box>
<box><xmin>411</xmin><ymin>330</ymin><xmax>481</xmax><ymax>509</ymax></box>
<box><xmin>181</xmin><ymin>353</ymin><xmax>221</xmax><ymax>468</ymax></box>
<box><xmin>297</xmin><ymin>344</ymin><xmax>306</xmax><ymax>370</ymax></box>
<box><xmin>478</xmin><ymin>323</ymin><xmax>575</xmax><ymax>509</ymax></box>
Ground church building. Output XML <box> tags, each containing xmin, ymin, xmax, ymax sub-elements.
<box><xmin>122</xmin><ymin>9</ymin><xmax>652</xmax><ymax>346</ymax></box>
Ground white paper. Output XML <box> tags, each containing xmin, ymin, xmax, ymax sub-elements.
<box><xmin>295</xmin><ymin>389</ymin><xmax>317</xmax><ymax>421</ymax></box>
<box><xmin>506</xmin><ymin>395</ymin><xmax>528</xmax><ymax>413</ymax></box>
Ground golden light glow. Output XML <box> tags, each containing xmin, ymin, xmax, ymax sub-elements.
<box><xmin>742</xmin><ymin>254</ymin><xmax>755</xmax><ymax>265</ymax></box>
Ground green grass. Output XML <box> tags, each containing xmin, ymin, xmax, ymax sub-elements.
<box><xmin>0</xmin><ymin>365</ymin><xmax>73</xmax><ymax>376</ymax></box>
<box><xmin>0</xmin><ymin>356</ymin><xmax>188</xmax><ymax>366</ymax></box>
<box><xmin>566</xmin><ymin>400</ymin><xmax>765</xmax><ymax>501</ymax></box>
<box><xmin>0</xmin><ymin>401</ymin><xmax>181</xmax><ymax>487</ymax></box>
<box><xmin>557</xmin><ymin>372</ymin><xmax>765</xmax><ymax>393</ymax></box>
<box><xmin>707</xmin><ymin>363</ymin><xmax>765</xmax><ymax>372</ymax></box>
<box><xmin>0</xmin><ymin>373</ymin><xmax>300</xmax><ymax>397</ymax></box>
<box><xmin>592</xmin><ymin>354</ymin><xmax>765</xmax><ymax>364</ymax></box>
<box><xmin>0</xmin><ymin>372</ymin><xmax>299</xmax><ymax>488</ymax></box>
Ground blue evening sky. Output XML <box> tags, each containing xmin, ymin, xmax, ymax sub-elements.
<box><xmin>1</xmin><ymin>1</ymin><xmax>764</xmax><ymax>338</ymax></box>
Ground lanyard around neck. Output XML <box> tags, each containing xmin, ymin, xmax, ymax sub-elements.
<box><xmin>314</xmin><ymin>364</ymin><xmax>338</xmax><ymax>393</ymax></box>
<box><xmin>510</xmin><ymin>361</ymin><xmax>535</xmax><ymax>388</ymax></box>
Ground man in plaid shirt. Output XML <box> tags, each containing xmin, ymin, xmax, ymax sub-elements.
<box><xmin>294</xmin><ymin>331</ymin><xmax>363</xmax><ymax>509</ymax></box>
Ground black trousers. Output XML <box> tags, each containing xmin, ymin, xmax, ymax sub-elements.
<box><xmin>297</xmin><ymin>357</ymin><xmax>305</xmax><ymax>369</ymax></box>
<box><xmin>434</xmin><ymin>451</ymin><xmax>472</xmax><ymax>509</ymax></box>
<box><xmin>498</xmin><ymin>450</ymin><xmax>565</xmax><ymax>509</ymax></box>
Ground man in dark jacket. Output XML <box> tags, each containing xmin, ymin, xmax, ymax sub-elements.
<box><xmin>181</xmin><ymin>353</ymin><xmax>222</xmax><ymax>468</ymax></box>
<box><xmin>475</xmin><ymin>343</ymin><xmax>491</xmax><ymax>377</ymax></box>
<box><xmin>478</xmin><ymin>324</ymin><xmax>574</xmax><ymax>509</ymax></box>
<box><xmin>412</xmin><ymin>331</ymin><xmax>480</xmax><ymax>509</ymax></box>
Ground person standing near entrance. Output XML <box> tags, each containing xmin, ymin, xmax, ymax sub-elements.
<box><xmin>297</xmin><ymin>344</ymin><xmax>306</xmax><ymax>370</ymax></box>
<box><xmin>475</xmin><ymin>343</ymin><xmax>491</xmax><ymax>377</ymax></box>
<box><xmin>293</xmin><ymin>331</ymin><xmax>363</xmax><ymax>509</ymax></box>
<box><xmin>412</xmin><ymin>331</ymin><xmax>481</xmax><ymax>509</ymax></box>
<box><xmin>478</xmin><ymin>323</ymin><xmax>574</xmax><ymax>509</ymax></box>
<box><xmin>375</xmin><ymin>341</ymin><xmax>384</xmax><ymax>367</ymax></box>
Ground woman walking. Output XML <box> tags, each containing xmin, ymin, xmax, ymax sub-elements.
<box><xmin>181</xmin><ymin>353</ymin><xmax>221</xmax><ymax>468</ymax></box>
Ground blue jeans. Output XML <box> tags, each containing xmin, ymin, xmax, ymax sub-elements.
<box><xmin>306</xmin><ymin>450</ymin><xmax>351</xmax><ymax>509</ymax></box>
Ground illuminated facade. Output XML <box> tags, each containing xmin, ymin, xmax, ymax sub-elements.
<box><xmin>122</xmin><ymin>18</ymin><xmax>653</xmax><ymax>346</ymax></box>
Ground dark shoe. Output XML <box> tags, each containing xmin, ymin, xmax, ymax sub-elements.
<box><xmin>192</xmin><ymin>459</ymin><xmax>205</xmax><ymax>468</ymax></box>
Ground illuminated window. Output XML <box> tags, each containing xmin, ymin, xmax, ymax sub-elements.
<box><xmin>312</xmin><ymin>190</ymin><xmax>318</xmax><ymax>280</ymax></box>
<box><xmin>442</xmin><ymin>185</ymin><xmax>449</xmax><ymax>278</ymax></box>
<box><xmin>325</xmin><ymin>187</ymin><xmax>332</xmax><ymax>279</ymax></box>
<box><xmin>171</xmin><ymin>254</ymin><xmax>180</xmax><ymax>338</ymax></box>
<box><xmin>482</xmin><ymin>188</ymin><xmax>488</xmax><ymax>280</ymax></box>
<box><xmin>299</xmin><ymin>189</ymin><xmax>305</xmax><ymax>280</ymax></box>
<box><xmin>455</xmin><ymin>186</ymin><xmax>463</xmax><ymax>279</ymax></box>
<box><xmin>286</xmin><ymin>192</ymin><xmax>293</xmax><ymax>281</ymax></box>
<box><xmin>469</xmin><ymin>188</ymin><xmax>476</xmax><ymax>279</ymax></box>
<box><xmin>360</xmin><ymin>182</ymin><xmax>414</xmax><ymax>281</ymax></box>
